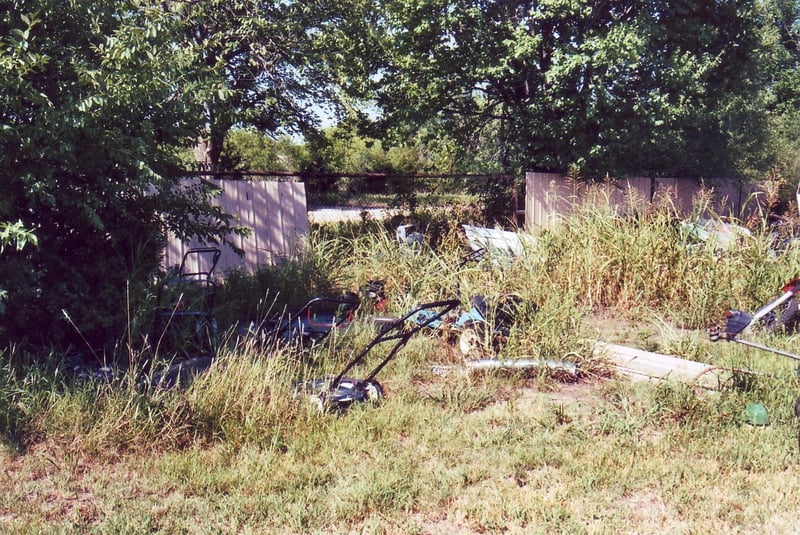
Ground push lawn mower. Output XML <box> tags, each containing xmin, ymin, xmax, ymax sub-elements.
<box><xmin>296</xmin><ymin>298</ymin><xmax>460</xmax><ymax>412</ymax></box>
<box><xmin>152</xmin><ymin>247</ymin><xmax>221</xmax><ymax>361</ymax></box>
<box><xmin>68</xmin><ymin>248</ymin><xmax>223</xmax><ymax>388</ymax></box>
<box><xmin>147</xmin><ymin>247</ymin><xmax>222</xmax><ymax>387</ymax></box>
<box><xmin>239</xmin><ymin>293</ymin><xmax>361</xmax><ymax>349</ymax></box>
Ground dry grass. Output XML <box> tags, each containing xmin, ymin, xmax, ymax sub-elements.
<box><xmin>3</xmin><ymin>369</ymin><xmax>800</xmax><ymax>534</ymax></box>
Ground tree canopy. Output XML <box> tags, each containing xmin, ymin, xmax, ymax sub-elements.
<box><xmin>373</xmin><ymin>0</ymin><xmax>770</xmax><ymax>179</ymax></box>
<box><xmin>1</xmin><ymin>0</ymin><xmax>798</xmax><ymax>350</ymax></box>
<box><xmin>184</xmin><ymin>0</ymin><xmax>382</xmax><ymax>170</ymax></box>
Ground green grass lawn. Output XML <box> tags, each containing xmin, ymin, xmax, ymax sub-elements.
<box><xmin>3</xmin><ymin>353</ymin><xmax>800</xmax><ymax>533</ymax></box>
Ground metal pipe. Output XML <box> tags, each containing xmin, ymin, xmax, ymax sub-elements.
<box><xmin>463</xmin><ymin>358</ymin><xmax>578</xmax><ymax>376</ymax></box>
<box><xmin>732</xmin><ymin>338</ymin><xmax>800</xmax><ymax>362</ymax></box>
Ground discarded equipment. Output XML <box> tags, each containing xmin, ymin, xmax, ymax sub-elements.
<box><xmin>456</xmin><ymin>294</ymin><xmax>528</xmax><ymax>357</ymax></box>
<box><xmin>296</xmin><ymin>298</ymin><xmax>460</xmax><ymax>412</ymax></box>
<box><xmin>396</xmin><ymin>224</ymin><xmax>424</xmax><ymax>247</ymax></box>
<box><xmin>154</xmin><ymin>292</ymin><xmax>362</xmax><ymax>389</ymax></box>
<box><xmin>415</xmin><ymin>293</ymin><xmax>529</xmax><ymax>357</ymax></box>
<box><xmin>239</xmin><ymin>293</ymin><xmax>361</xmax><ymax>349</ymax></box>
<box><xmin>360</xmin><ymin>279</ymin><xmax>388</xmax><ymax>312</ymax></box>
<box><xmin>594</xmin><ymin>342</ymin><xmax>737</xmax><ymax>390</ymax></box>
<box><xmin>744</xmin><ymin>402</ymin><xmax>770</xmax><ymax>426</ymax></box>
<box><xmin>432</xmin><ymin>357</ymin><xmax>578</xmax><ymax>379</ymax></box>
<box><xmin>679</xmin><ymin>218</ymin><xmax>752</xmax><ymax>250</ymax></box>
<box><xmin>148</xmin><ymin>247</ymin><xmax>222</xmax><ymax>387</ymax></box>
<box><xmin>709</xmin><ymin>279</ymin><xmax>800</xmax><ymax>448</ymax></box>
<box><xmin>151</xmin><ymin>247</ymin><xmax>221</xmax><ymax>361</ymax></box>
<box><xmin>709</xmin><ymin>278</ymin><xmax>800</xmax><ymax>362</ymax></box>
<box><xmin>64</xmin><ymin>248</ymin><xmax>223</xmax><ymax>388</ymax></box>
<box><xmin>462</xmin><ymin>224</ymin><xmax>525</xmax><ymax>261</ymax></box>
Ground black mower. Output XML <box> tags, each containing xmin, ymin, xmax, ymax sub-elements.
<box><xmin>296</xmin><ymin>298</ymin><xmax>460</xmax><ymax>412</ymax></box>
<box><xmin>239</xmin><ymin>293</ymin><xmax>362</xmax><ymax>349</ymax></box>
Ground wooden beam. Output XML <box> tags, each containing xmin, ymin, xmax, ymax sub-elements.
<box><xmin>593</xmin><ymin>342</ymin><xmax>734</xmax><ymax>390</ymax></box>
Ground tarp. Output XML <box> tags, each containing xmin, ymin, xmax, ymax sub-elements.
<box><xmin>462</xmin><ymin>224</ymin><xmax>525</xmax><ymax>259</ymax></box>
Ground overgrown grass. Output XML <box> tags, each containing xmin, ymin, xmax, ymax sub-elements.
<box><xmin>4</xmin><ymin>188</ymin><xmax>800</xmax><ymax>533</ymax></box>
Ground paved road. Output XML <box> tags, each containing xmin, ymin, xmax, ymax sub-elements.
<box><xmin>307</xmin><ymin>206</ymin><xmax>398</xmax><ymax>223</ymax></box>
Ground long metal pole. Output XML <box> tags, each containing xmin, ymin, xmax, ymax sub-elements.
<box><xmin>732</xmin><ymin>338</ymin><xmax>800</xmax><ymax>362</ymax></box>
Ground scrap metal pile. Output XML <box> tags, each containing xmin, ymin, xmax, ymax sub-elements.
<box><xmin>66</xmin><ymin>222</ymin><xmax>581</xmax><ymax>411</ymax></box>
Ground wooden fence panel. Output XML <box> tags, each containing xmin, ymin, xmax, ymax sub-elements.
<box><xmin>249</xmin><ymin>180</ymin><xmax>269</xmax><ymax>266</ymax></box>
<box><xmin>163</xmin><ymin>179</ymin><xmax>309</xmax><ymax>275</ymax></box>
<box><xmin>525</xmin><ymin>172</ymin><xmax>759</xmax><ymax>229</ymax></box>
<box><xmin>261</xmin><ymin>181</ymin><xmax>284</xmax><ymax>264</ymax></box>
<box><xmin>525</xmin><ymin>172</ymin><xmax>574</xmax><ymax>227</ymax></box>
<box><xmin>281</xmin><ymin>182</ymin><xmax>309</xmax><ymax>257</ymax></box>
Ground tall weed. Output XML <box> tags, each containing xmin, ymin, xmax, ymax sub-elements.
<box><xmin>531</xmin><ymin>182</ymin><xmax>800</xmax><ymax>328</ymax></box>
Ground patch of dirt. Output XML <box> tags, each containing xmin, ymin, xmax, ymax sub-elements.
<box><xmin>583</xmin><ymin>313</ymin><xmax>653</xmax><ymax>347</ymax></box>
<box><xmin>541</xmin><ymin>379</ymin><xmax>603</xmax><ymax>405</ymax></box>
<box><xmin>620</xmin><ymin>491</ymin><xmax>688</xmax><ymax>533</ymax></box>
<box><xmin>506</xmin><ymin>378</ymin><xmax>605</xmax><ymax>418</ymax></box>
<box><xmin>411</xmin><ymin>512</ymin><xmax>475</xmax><ymax>535</ymax></box>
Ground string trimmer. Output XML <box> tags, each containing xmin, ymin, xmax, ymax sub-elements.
<box><xmin>709</xmin><ymin>278</ymin><xmax>800</xmax><ymax>362</ymax></box>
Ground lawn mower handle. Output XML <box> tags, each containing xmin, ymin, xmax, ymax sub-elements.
<box><xmin>330</xmin><ymin>298</ymin><xmax>461</xmax><ymax>388</ymax></box>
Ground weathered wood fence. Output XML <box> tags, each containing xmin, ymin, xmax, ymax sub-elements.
<box><xmin>164</xmin><ymin>179</ymin><xmax>309</xmax><ymax>274</ymax></box>
<box><xmin>525</xmin><ymin>172</ymin><xmax>758</xmax><ymax>228</ymax></box>
<box><xmin>164</xmin><ymin>173</ymin><xmax>765</xmax><ymax>274</ymax></box>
